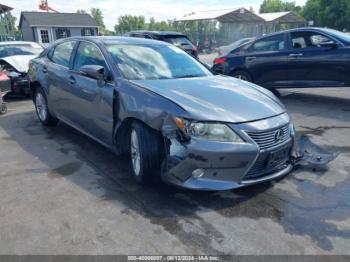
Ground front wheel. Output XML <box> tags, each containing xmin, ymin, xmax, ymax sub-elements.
<box><xmin>232</xmin><ymin>70</ymin><xmax>252</xmax><ymax>82</ymax></box>
<box><xmin>34</xmin><ymin>88</ymin><xmax>59</xmax><ymax>126</ymax></box>
<box><xmin>130</xmin><ymin>122</ymin><xmax>164</xmax><ymax>184</ymax></box>
<box><xmin>0</xmin><ymin>103</ymin><xmax>7</xmax><ymax>115</ymax></box>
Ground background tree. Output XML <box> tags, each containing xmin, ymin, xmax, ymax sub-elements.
<box><xmin>260</xmin><ymin>0</ymin><xmax>301</xmax><ymax>13</ymax></box>
<box><xmin>0</xmin><ymin>12</ymin><xmax>19</xmax><ymax>40</ymax></box>
<box><xmin>76</xmin><ymin>9</ymin><xmax>87</xmax><ymax>14</ymax></box>
<box><xmin>302</xmin><ymin>0</ymin><xmax>350</xmax><ymax>31</ymax></box>
<box><xmin>114</xmin><ymin>15</ymin><xmax>146</xmax><ymax>35</ymax></box>
<box><xmin>90</xmin><ymin>8</ymin><xmax>105</xmax><ymax>30</ymax></box>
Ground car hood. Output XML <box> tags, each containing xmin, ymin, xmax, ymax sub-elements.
<box><xmin>131</xmin><ymin>76</ymin><xmax>286</xmax><ymax>123</ymax></box>
<box><xmin>0</xmin><ymin>55</ymin><xmax>37</xmax><ymax>73</ymax></box>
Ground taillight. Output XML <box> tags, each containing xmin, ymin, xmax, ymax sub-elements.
<box><xmin>213</xmin><ymin>57</ymin><xmax>226</xmax><ymax>65</ymax></box>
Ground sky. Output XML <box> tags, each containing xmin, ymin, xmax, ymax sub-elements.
<box><xmin>3</xmin><ymin>0</ymin><xmax>307</xmax><ymax>30</ymax></box>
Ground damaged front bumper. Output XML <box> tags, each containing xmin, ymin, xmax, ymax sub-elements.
<box><xmin>7</xmin><ymin>72</ymin><xmax>30</xmax><ymax>95</ymax></box>
<box><xmin>161</xmin><ymin>113</ymin><xmax>336</xmax><ymax>191</ymax></box>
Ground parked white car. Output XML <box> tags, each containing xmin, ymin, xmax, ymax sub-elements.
<box><xmin>0</xmin><ymin>41</ymin><xmax>43</xmax><ymax>95</ymax></box>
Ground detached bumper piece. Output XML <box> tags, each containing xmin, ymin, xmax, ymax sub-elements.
<box><xmin>292</xmin><ymin>135</ymin><xmax>338</xmax><ymax>167</ymax></box>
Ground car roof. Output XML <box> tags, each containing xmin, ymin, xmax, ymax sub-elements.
<box><xmin>59</xmin><ymin>36</ymin><xmax>170</xmax><ymax>46</ymax></box>
<box><xmin>127</xmin><ymin>30</ymin><xmax>186</xmax><ymax>36</ymax></box>
<box><xmin>259</xmin><ymin>27</ymin><xmax>333</xmax><ymax>38</ymax></box>
<box><xmin>0</xmin><ymin>41</ymin><xmax>43</xmax><ymax>47</ymax></box>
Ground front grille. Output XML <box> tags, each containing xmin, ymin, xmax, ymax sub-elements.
<box><xmin>246</xmin><ymin>124</ymin><xmax>291</xmax><ymax>150</ymax></box>
<box><xmin>244</xmin><ymin>151</ymin><xmax>289</xmax><ymax>179</ymax></box>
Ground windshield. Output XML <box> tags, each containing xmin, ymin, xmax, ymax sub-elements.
<box><xmin>107</xmin><ymin>44</ymin><xmax>211</xmax><ymax>80</ymax></box>
<box><xmin>322</xmin><ymin>28</ymin><xmax>350</xmax><ymax>43</ymax></box>
<box><xmin>0</xmin><ymin>44</ymin><xmax>44</xmax><ymax>59</ymax></box>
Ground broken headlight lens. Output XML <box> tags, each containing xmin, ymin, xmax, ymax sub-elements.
<box><xmin>174</xmin><ymin>117</ymin><xmax>243</xmax><ymax>143</ymax></box>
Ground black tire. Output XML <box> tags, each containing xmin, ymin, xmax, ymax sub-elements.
<box><xmin>0</xmin><ymin>103</ymin><xmax>7</xmax><ymax>115</ymax></box>
<box><xmin>232</xmin><ymin>70</ymin><xmax>252</xmax><ymax>82</ymax></box>
<box><xmin>34</xmin><ymin>87</ymin><xmax>59</xmax><ymax>126</ymax></box>
<box><xmin>129</xmin><ymin>121</ymin><xmax>164</xmax><ymax>184</ymax></box>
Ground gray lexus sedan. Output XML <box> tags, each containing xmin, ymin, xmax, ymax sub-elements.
<box><xmin>29</xmin><ymin>36</ymin><xmax>295</xmax><ymax>191</ymax></box>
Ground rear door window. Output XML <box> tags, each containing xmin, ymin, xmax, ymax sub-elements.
<box><xmin>249</xmin><ymin>34</ymin><xmax>285</xmax><ymax>52</ymax></box>
<box><xmin>51</xmin><ymin>41</ymin><xmax>76</xmax><ymax>67</ymax></box>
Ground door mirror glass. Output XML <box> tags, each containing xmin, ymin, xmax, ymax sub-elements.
<box><xmin>80</xmin><ymin>65</ymin><xmax>105</xmax><ymax>80</ymax></box>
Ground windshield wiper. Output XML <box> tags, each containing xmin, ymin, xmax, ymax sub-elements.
<box><xmin>174</xmin><ymin>74</ymin><xmax>203</xmax><ymax>79</ymax></box>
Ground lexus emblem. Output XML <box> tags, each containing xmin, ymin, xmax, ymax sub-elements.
<box><xmin>274</xmin><ymin>129</ymin><xmax>284</xmax><ymax>142</ymax></box>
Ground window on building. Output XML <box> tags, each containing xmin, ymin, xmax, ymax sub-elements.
<box><xmin>39</xmin><ymin>29</ymin><xmax>50</xmax><ymax>44</ymax></box>
<box><xmin>56</xmin><ymin>28</ymin><xmax>71</xmax><ymax>39</ymax></box>
<box><xmin>82</xmin><ymin>28</ymin><xmax>95</xmax><ymax>36</ymax></box>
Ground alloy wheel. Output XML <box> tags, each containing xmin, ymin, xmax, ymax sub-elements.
<box><xmin>35</xmin><ymin>92</ymin><xmax>47</xmax><ymax>121</ymax></box>
<box><xmin>235</xmin><ymin>74</ymin><xmax>248</xmax><ymax>81</ymax></box>
<box><xmin>131</xmin><ymin>129</ymin><xmax>141</xmax><ymax>176</ymax></box>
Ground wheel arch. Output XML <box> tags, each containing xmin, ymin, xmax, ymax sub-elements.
<box><xmin>114</xmin><ymin>116</ymin><xmax>164</xmax><ymax>155</ymax></box>
<box><xmin>230</xmin><ymin>68</ymin><xmax>253</xmax><ymax>80</ymax></box>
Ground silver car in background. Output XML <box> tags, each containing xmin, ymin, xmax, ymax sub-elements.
<box><xmin>29</xmin><ymin>37</ymin><xmax>295</xmax><ymax>191</ymax></box>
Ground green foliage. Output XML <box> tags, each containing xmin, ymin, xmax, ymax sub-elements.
<box><xmin>148</xmin><ymin>17</ymin><xmax>174</xmax><ymax>31</ymax></box>
<box><xmin>260</xmin><ymin>0</ymin><xmax>302</xmax><ymax>13</ymax></box>
<box><xmin>90</xmin><ymin>8</ymin><xmax>105</xmax><ymax>29</ymax></box>
<box><xmin>302</xmin><ymin>0</ymin><xmax>350</xmax><ymax>31</ymax></box>
<box><xmin>77</xmin><ymin>8</ymin><xmax>111</xmax><ymax>35</ymax></box>
<box><xmin>0</xmin><ymin>12</ymin><xmax>18</xmax><ymax>40</ymax></box>
<box><xmin>76</xmin><ymin>9</ymin><xmax>87</xmax><ymax>14</ymax></box>
<box><xmin>114</xmin><ymin>15</ymin><xmax>146</xmax><ymax>34</ymax></box>
<box><xmin>173</xmin><ymin>20</ymin><xmax>219</xmax><ymax>44</ymax></box>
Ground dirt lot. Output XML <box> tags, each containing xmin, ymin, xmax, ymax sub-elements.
<box><xmin>0</xmin><ymin>87</ymin><xmax>350</xmax><ymax>255</ymax></box>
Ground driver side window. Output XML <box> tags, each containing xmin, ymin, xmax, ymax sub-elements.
<box><xmin>291</xmin><ymin>31</ymin><xmax>332</xmax><ymax>49</ymax></box>
<box><xmin>74</xmin><ymin>41</ymin><xmax>107</xmax><ymax>72</ymax></box>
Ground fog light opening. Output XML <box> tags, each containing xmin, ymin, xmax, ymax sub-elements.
<box><xmin>192</xmin><ymin>169</ymin><xmax>205</xmax><ymax>179</ymax></box>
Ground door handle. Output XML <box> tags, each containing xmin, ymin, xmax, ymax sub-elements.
<box><xmin>289</xmin><ymin>53</ymin><xmax>303</xmax><ymax>57</ymax></box>
<box><xmin>42</xmin><ymin>66</ymin><xmax>48</xmax><ymax>73</ymax></box>
<box><xmin>69</xmin><ymin>76</ymin><xmax>76</xmax><ymax>85</ymax></box>
<box><xmin>246</xmin><ymin>56</ymin><xmax>256</xmax><ymax>62</ymax></box>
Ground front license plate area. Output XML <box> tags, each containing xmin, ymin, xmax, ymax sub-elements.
<box><xmin>267</xmin><ymin>146</ymin><xmax>290</xmax><ymax>168</ymax></box>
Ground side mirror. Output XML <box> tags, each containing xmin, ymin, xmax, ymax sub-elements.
<box><xmin>319</xmin><ymin>41</ymin><xmax>338</xmax><ymax>49</ymax></box>
<box><xmin>80</xmin><ymin>65</ymin><xmax>105</xmax><ymax>81</ymax></box>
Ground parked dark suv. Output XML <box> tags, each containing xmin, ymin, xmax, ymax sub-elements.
<box><xmin>125</xmin><ymin>31</ymin><xmax>198</xmax><ymax>58</ymax></box>
<box><xmin>212</xmin><ymin>28</ymin><xmax>350</xmax><ymax>89</ymax></box>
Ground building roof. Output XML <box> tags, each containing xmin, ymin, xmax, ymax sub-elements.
<box><xmin>19</xmin><ymin>11</ymin><xmax>98</xmax><ymax>28</ymax></box>
<box><xmin>0</xmin><ymin>3</ymin><xmax>13</xmax><ymax>15</ymax></box>
<box><xmin>176</xmin><ymin>7</ymin><xmax>264</xmax><ymax>23</ymax></box>
<box><xmin>258</xmin><ymin>11</ymin><xmax>306</xmax><ymax>23</ymax></box>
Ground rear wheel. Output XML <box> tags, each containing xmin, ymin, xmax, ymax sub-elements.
<box><xmin>130</xmin><ymin>121</ymin><xmax>164</xmax><ymax>184</ymax></box>
<box><xmin>34</xmin><ymin>88</ymin><xmax>59</xmax><ymax>126</ymax></box>
<box><xmin>232</xmin><ymin>70</ymin><xmax>252</xmax><ymax>82</ymax></box>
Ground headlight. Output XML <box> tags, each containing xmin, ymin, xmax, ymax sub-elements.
<box><xmin>174</xmin><ymin>117</ymin><xmax>244</xmax><ymax>143</ymax></box>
